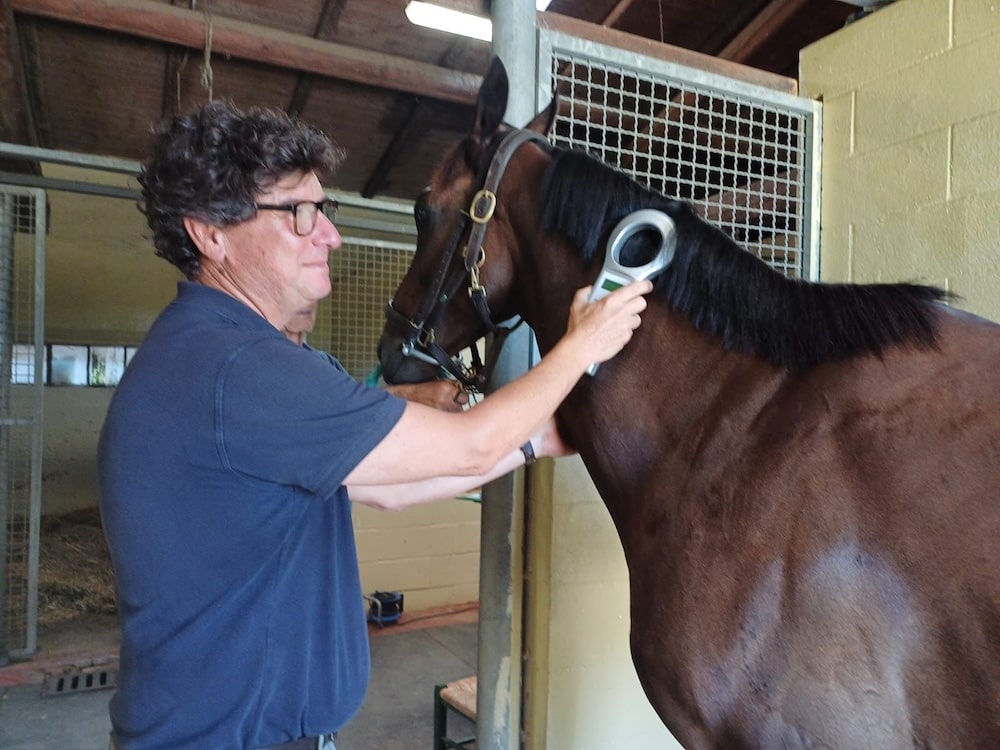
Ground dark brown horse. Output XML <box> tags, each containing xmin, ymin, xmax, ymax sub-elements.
<box><xmin>377</xmin><ymin>58</ymin><xmax>1000</xmax><ymax>749</ymax></box>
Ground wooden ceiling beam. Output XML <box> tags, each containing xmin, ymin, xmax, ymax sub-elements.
<box><xmin>362</xmin><ymin>100</ymin><xmax>430</xmax><ymax>199</ymax></box>
<box><xmin>718</xmin><ymin>0</ymin><xmax>810</xmax><ymax>63</ymax></box>
<box><xmin>287</xmin><ymin>0</ymin><xmax>347</xmax><ymax>116</ymax></box>
<box><xmin>600</xmin><ymin>0</ymin><xmax>639</xmax><ymax>29</ymax></box>
<box><xmin>360</xmin><ymin>43</ymin><xmax>468</xmax><ymax>198</ymax></box>
<box><xmin>9</xmin><ymin>0</ymin><xmax>483</xmax><ymax>105</ymax></box>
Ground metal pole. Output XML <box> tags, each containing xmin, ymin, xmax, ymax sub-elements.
<box><xmin>24</xmin><ymin>190</ymin><xmax>46</xmax><ymax>659</ymax></box>
<box><xmin>0</xmin><ymin>193</ymin><xmax>12</xmax><ymax>665</ymax></box>
<box><xmin>477</xmin><ymin>2</ymin><xmax>538</xmax><ymax>749</ymax></box>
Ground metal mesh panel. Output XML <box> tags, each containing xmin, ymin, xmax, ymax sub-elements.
<box><xmin>545</xmin><ymin>48</ymin><xmax>817</xmax><ymax>279</ymax></box>
<box><xmin>1</xmin><ymin>187</ymin><xmax>45</xmax><ymax>662</ymax></box>
<box><xmin>309</xmin><ymin>238</ymin><xmax>415</xmax><ymax>380</ymax></box>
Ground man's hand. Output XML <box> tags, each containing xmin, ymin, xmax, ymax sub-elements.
<box><xmin>385</xmin><ymin>379</ymin><xmax>469</xmax><ymax>412</ymax></box>
<box><xmin>531</xmin><ymin>416</ymin><xmax>577</xmax><ymax>459</ymax></box>
<box><xmin>564</xmin><ymin>280</ymin><xmax>651</xmax><ymax>371</ymax></box>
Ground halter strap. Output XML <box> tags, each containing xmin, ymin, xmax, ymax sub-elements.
<box><xmin>464</xmin><ymin>129</ymin><xmax>550</xmax><ymax>277</ymax></box>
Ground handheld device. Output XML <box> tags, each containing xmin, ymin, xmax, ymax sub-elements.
<box><xmin>586</xmin><ymin>208</ymin><xmax>677</xmax><ymax>376</ymax></box>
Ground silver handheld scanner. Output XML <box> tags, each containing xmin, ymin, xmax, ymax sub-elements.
<box><xmin>586</xmin><ymin>209</ymin><xmax>676</xmax><ymax>376</ymax></box>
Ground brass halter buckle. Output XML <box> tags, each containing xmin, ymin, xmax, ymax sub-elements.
<box><xmin>468</xmin><ymin>189</ymin><xmax>497</xmax><ymax>224</ymax></box>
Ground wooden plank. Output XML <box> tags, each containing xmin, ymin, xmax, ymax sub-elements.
<box><xmin>440</xmin><ymin>675</ymin><xmax>478</xmax><ymax>721</ymax></box>
<box><xmin>10</xmin><ymin>0</ymin><xmax>483</xmax><ymax>105</ymax></box>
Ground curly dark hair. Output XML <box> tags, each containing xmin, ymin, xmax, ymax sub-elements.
<box><xmin>137</xmin><ymin>100</ymin><xmax>344</xmax><ymax>279</ymax></box>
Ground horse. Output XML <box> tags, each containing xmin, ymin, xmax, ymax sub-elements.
<box><xmin>377</xmin><ymin>58</ymin><xmax>1000</xmax><ymax>749</ymax></box>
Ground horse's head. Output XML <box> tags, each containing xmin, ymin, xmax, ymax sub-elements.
<box><xmin>377</xmin><ymin>57</ymin><xmax>557</xmax><ymax>390</ymax></box>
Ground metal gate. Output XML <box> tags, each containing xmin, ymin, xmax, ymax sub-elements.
<box><xmin>537</xmin><ymin>27</ymin><xmax>821</xmax><ymax>281</ymax></box>
<box><xmin>0</xmin><ymin>185</ymin><xmax>46</xmax><ymax>663</ymax></box>
<box><xmin>312</xmin><ymin>237</ymin><xmax>416</xmax><ymax>381</ymax></box>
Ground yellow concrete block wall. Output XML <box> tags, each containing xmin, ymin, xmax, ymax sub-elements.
<box><xmin>800</xmin><ymin>0</ymin><xmax>1000</xmax><ymax>322</ymax></box>
<box><xmin>526</xmin><ymin>456</ymin><xmax>683</xmax><ymax>749</ymax></box>
<box><xmin>354</xmin><ymin>499</ymin><xmax>481</xmax><ymax>612</ymax></box>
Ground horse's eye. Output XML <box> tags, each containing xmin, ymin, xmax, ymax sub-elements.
<box><xmin>414</xmin><ymin>200</ymin><xmax>435</xmax><ymax>231</ymax></box>
<box><xmin>414</xmin><ymin>203</ymin><xmax>428</xmax><ymax>228</ymax></box>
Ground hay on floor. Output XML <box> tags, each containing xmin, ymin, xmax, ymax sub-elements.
<box><xmin>38</xmin><ymin>508</ymin><xmax>117</xmax><ymax>628</ymax></box>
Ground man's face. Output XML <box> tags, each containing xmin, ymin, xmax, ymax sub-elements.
<box><xmin>217</xmin><ymin>171</ymin><xmax>340</xmax><ymax>327</ymax></box>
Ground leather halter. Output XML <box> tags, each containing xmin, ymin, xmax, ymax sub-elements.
<box><xmin>384</xmin><ymin>128</ymin><xmax>551</xmax><ymax>393</ymax></box>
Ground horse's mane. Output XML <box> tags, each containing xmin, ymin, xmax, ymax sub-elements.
<box><xmin>538</xmin><ymin>149</ymin><xmax>948</xmax><ymax>369</ymax></box>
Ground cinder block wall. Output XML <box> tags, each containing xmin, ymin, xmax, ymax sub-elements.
<box><xmin>354</xmin><ymin>500</ymin><xmax>481</xmax><ymax>611</ymax></box>
<box><xmin>800</xmin><ymin>0</ymin><xmax>1000</xmax><ymax>321</ymax></box>
<box><xmin>525</xmin><ymin>457</ymin><xmax>682</xmax><ymax>749</ymax></box>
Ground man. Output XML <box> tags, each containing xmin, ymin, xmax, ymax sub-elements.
<box><xmin>98</xmin><ymin>100</ymin><xmax>649</xmax><ymax>750</ymax></box>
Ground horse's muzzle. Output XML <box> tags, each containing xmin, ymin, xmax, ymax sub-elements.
<box><xmin>376</xmin><ymin>334</ymin><xmax>440</xmax><ymax>385</ymax></box>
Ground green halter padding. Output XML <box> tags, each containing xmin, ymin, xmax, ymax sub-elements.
<box><xmin>365</xmin><ymin>364</ymin><xmax>383</xmax><ymax>387</ymax></box>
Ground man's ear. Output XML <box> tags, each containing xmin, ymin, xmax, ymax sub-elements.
<box><xmin>183</xmin><ymin>217</ymin><xmax>226</xmax><ymax>264</ymax></box>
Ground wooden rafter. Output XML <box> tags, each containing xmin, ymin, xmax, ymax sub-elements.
<box><xmin>9</xmin><ymin>0</ymin><xmax>483</xmax><ymax>105</ymax></box>
<box><xmin>287</xmin><ymin>0</ymin><xmax>347</xmax><ymax>116</ymax></box>
<box><xmin>600</xmin><ymin>0</ymin><xmax>639</xmax><ymax>29</ymax></box>
<box><xmin>718</xmin><ymin>0</ymin><xmax>810</xmax><ymax>63</ymax></box>
<box><xmin>362</xmin><ymin>100</ymin><xmax>431</xmax><ymax>199</ymax></box>
<box><xmin>361</xmin><ymin>43</ymin><xmax>468</xmax><ymax>198</ymax></box>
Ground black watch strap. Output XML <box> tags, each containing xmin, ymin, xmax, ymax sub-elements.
<box><xmin>520</xmin><ymin>441</ymin><xmax>536</xmax><ymax>465</ymax></box>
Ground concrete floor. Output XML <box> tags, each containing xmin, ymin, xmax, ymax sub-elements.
<box><xmin>0</xmin><ymin>608</ymin><xmax>478</xmax><ymax>750</ymax></box>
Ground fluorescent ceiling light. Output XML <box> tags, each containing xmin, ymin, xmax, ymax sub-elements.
<box><xmin>406</xmin><ymin>1</ymin><xmax>552</xmax><ymax>42</ymax></box>
<box><xmin>406</xmin><ymin>2</ymin><xmax>492</xmax><ymax>41</ymax></box>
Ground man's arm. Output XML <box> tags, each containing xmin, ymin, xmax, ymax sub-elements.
<box><xmin>347</xmin><ymin>416</ymin><xmax>568</xmax><ymax>510</ymax></box>
<box><xmin>344</xmin><ymin>281</ymin><xmax>649</xmax><ymax>488</ymax></box>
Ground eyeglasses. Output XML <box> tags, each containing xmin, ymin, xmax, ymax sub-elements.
<box><xmin>254</xmin><ymin>198</ymin><xmax>339</xmax><ymax>236</ymax></box>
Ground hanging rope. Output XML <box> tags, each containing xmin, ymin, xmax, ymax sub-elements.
<box><xmin>200</xmin><ymin>1</ymin><xmax>214</xmax><ymax>100</ymax></box>
<box><xmin>658</xmin><ymin>0</ymin><xmax>665</xmax><ymax>43</ymax></box>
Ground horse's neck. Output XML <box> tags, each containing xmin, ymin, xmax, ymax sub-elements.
<box><xmin>535</xmin><ymin>298</ymin><xmax>781</xmax><ymax>528</ymax></box>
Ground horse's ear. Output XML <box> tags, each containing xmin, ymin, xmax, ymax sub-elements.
<box><xmin>470</xmin><ymin>57</ymin><xmax>509</xmax><ymax>144</ymax></box>
<box><xmin>525</xmin><ymin>94</ymin><xmax>558</xmax><ymax>137</ymax></box>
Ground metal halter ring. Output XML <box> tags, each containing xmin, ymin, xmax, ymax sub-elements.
<box><xmin>463</xmin><ymin>245</ymin><xmax>486</xmax><ymax>268</ymax></box>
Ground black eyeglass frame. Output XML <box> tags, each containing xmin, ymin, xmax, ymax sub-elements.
<box><xmin>254</xmin><ymin>199</ymin><xmax>339</xmax><ymax>236</ymax></box>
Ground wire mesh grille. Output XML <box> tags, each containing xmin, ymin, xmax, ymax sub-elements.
<box><xmin>549</xmin><ymin>54</ymin><xmax>812</xmax><ymax>278</ymax></box>
<box><xmin>1</xmin><ymin>187</ymin><xmax>44</xmax><ymax>660</ymax></box>
<box><xmin>309</xmin><ymin>239</ymin><xmax>415</xmax><ymax>380</ymax></box>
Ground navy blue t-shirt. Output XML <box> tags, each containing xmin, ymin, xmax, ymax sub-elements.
<box><xmin>98</xmin><ymin>283</ymin><xmax>405</xmax><ymax>750</ymax></box>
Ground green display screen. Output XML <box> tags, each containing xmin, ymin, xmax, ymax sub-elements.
<box><xmin>601</xmin><ymin>278</ymin><xmax>624</xmax><ymax>292</ymax></box>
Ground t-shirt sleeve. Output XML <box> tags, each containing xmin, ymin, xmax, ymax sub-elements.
<box><xmin>215</xmin><ymin>338</ymin><xmax>406</xmax><ymax>498</ymax></box>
